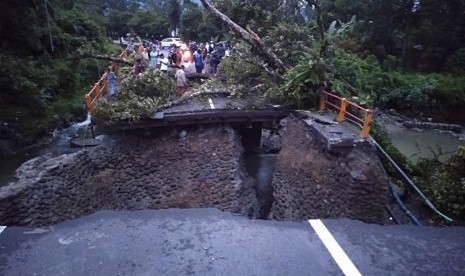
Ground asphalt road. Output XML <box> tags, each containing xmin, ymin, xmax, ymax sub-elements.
<box><xmin>1</xmin><ymin>209</ymin><xmax>464</xmax><ymax>276</ymax></box>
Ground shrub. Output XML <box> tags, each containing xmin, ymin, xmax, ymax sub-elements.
<box><xmin>413</xmin><ymin>146</ymin><xmax>465</xmax><ymax>223</ymax></box>
<box><xmin>445</xmin><ymin>48</ymin><xmax>465</xmax><ymax>73</ymax></box>
<box><xmin>378</xmin><ymin>72</ymin><xmax>437</xmax><ymax>110</ymax></box>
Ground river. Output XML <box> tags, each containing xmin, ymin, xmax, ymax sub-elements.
<box><xmin>385</xmin><ymin>123</ymin><xmax>465</xmax><ymax>162</ymax></box>
<box><xmin>0</xmin><ymin>113</ymin><xmax>100</xmax><ymax>186</ymax></box>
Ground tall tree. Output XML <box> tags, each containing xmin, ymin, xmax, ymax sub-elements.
<box><xmin>165</xmin><ymin>0</ymin><xmax>182</xmax><ymax>36</ymax></box>
<box><xmin>409</xmin><ymin>0</ymin><xmax>465</xmax><ymax>71</ymax></box>
<box><xmin>393</xmin><ymin>0</ymin><xmax>417</xmax><ymax>67</ymax></box>
<box><xmin>179</xmin><ymin>4</ymin><xmax>203</xmax><ymax>40</ymax></box>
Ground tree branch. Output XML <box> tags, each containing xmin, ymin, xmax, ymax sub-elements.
<box><xmin>235</xmin><ymin>51</ymin><xmax>285</xmax><ymax>81</ymax></box>
<box><xmin>75</xmin><ymin>53</ymin><xmax>134</xmax><ymax>66</ymax></box>
<box><xmin>199</xmin><ymin>0</ymin><xmax>289</xmax><ymax>75</ymax></box>
<box><xmin>306</xmin><ymin>0</ymin><xmax>325</xmax><ymax>39</ymax></box>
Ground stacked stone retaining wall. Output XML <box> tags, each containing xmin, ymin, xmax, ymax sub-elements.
<box><xmin>270</xmin><ymin>117</ymin><xmax>389</xmax><ymax>224</ymax></box>
<box><xmin>0</xmin><ymin>126</ymin><xmax>257</xmax><ymax>226</ymax></box>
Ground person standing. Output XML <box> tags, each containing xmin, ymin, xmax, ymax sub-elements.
<box><xmin>151</xmin><ymin>48</ymin><xmax>159</xmax><ymax>68</ymax></box>
<box><xmin>105</xmin><ymin>67</ymin><xmax>118</xmax><ymax>97</ymax></box>
<box><xmin>210</xmin><ymin>51</ymin><xmax>220</xmax><ymax>74</ymax></box>
<box><xmin>175</xmin><ymin>65</ymin><xmax>188</xmax><ymax>97</ymax></box>
<box><xmin>209</xmin><ymin>41</ymin><xmax>214</xmax><ymax>53</ymax></box>
<box><xmin>133</xmin><ymin>59</ymin><xmax>141</xmax><ymax>77</ymax></box>
<box><xmin>137</xmin><ymin>43</ymin><xmax>145</xmax><ymax>55</ymax></box>
<box><xmin>194</xmin><ymin>49</ymin><xmax>204</xmax><ymax>73</ymax></box>
<box><xmin>147</xmin><ymin>43</ymin><xmax>152</xmax><ymax>61</ymax></box>
<box><xmin>159</xmin><ymin>54</ymin><xmax>169</xmax><ymax>73</ymax></box>
<box><xmin>126</xmin><ymin>42</ymin><xmax>134</xmax><ymax>56</ymax></box>
<box><xmin>203</xmin><ymin>54</ymin><xmax>211</xmax><ymax>74</ymax></box>
<box><xmin>217</xmin><ymin>43</ymin><xmax>226</xmax><ymax>59</ymax></box>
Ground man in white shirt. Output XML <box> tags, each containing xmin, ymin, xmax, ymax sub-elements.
<box><xmin>159</xmin><ymin>54</ymin><xmax>169</xmax><ymax>72</ymax></box>
<box><xmin>175</xmin><ymin>65</ymin><xmax>188</xmax><ymax>97</ymax></box>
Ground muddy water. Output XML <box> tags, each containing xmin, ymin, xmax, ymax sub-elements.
<box><xmin>386</xmin><ymin>123</ymin><xmax>465</xmax><ymax>162</ymax></box>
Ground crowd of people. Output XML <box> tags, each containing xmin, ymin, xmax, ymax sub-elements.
<box><xmin>122</xmin><ymin>39</ymin><xmax>231</xmax><ymax>97</ymax></box>
<box><xmin>125</xmin><ymin>40</ymin><xmax>230</xmax><ymax>77</ymax></box>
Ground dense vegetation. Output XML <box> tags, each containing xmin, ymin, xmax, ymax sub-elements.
<box><xmin>1</xmin><ymin>0</ymin><xmax>464</xmax><ymax>223</ymax></box>
<box><xmin>413</xmin><ymin>146</ymin><xmax>465</xmax><ymax>222</ymax></box>
<box><xmin>0</xmin><ymin>0</ymin><xmax>222</xmax><ymax>145</ymax></box>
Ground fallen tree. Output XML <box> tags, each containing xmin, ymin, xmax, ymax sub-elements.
<box><xmin>75</xmin><ymin>53</ymin><xmax>134</xmax><ymax>66</ymax></box>
<box><xmin>199</xmin><ymin>0</ymin><xmax>327</xmax><ymax>76</ymax></box>
<box><xmin>199</xmin><ymin>0</ymin><xmax>289</xmax><ymax>76</ymax></box>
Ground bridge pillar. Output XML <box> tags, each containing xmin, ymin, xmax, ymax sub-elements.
<box><xmin>238</xmin><ymin>125</ymin><xmax>262</xmax><ymax>153</ymax></box>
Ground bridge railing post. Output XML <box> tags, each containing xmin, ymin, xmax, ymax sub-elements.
<box><xmin>360</xmin><ymin>110</ymin><xmax>373</xmax><ymax>138</ymax></box>
<box><xmin>103</xmin><ymin>79</ymin><xmax>108</xmax><ymax>94</ymax></box>
<box><xmin>319</xmin><ymin>92</ymin><xmax>327</xmax><ymax>111</ymax></box>
<box><xmin>85</xmin><ymin>94</ymin><xmax>93</xmax><ymax>112</ymax></box>
<box><xmin>95</xmin><ymin>83</ymin><xmax>102</xmax><ymax>99</ymax></box>
<box><xmin>337</xmin><ymin>98</ymin><xmax>347</xmax><ymax>122</ymax></box>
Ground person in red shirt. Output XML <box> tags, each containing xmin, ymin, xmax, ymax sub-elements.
<box><xmin>133</xmin><ymin>60</ymin><xmax>141</xmax><ymax>77</ymax></box>
<box><xmin>137</xmin><ymin>43</ymin><xmax>145</xmax><ymax>55</ymax></box>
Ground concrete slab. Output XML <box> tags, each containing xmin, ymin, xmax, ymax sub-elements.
<box><xmin>297</xmin><ymin>111</ymin><xmax>372</xmax><ymax>151</ymax></box>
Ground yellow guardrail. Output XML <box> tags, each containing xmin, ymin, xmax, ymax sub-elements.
<box><xmin>85</xmin><ymin>50</ymin><xmax>127</xmax><ymax>112</ymax></box>
<box><xmin>319</xmin><ymin>91</ymin><xmax>373</xmax><ymax>138</ymax></box>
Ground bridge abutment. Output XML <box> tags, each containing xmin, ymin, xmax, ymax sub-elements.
<box><xmin>0</xmin><ymin>125</ymin><xmax>259</xmax><ymax>226</ymax></box>
<box><xmin>270</xmin><ymin>114</ymin><xmax>389</xmax><ymax>224</ymax></box>
<box><xmin>0</xmin><ymin>112</ymin><xmax>390</xmax><ymax>226</ymax></box>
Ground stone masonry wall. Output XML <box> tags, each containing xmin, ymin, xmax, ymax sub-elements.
<box><xmin>270</xmin><ymin>117</ymin><xmax>389</xmax><ymax>224</ymax></box>
<box><xmin>0</xmin><ymin>126</ymin><xmax>257</xmax><ymax>226</ymax></box>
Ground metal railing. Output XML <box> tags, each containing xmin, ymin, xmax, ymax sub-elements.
<box><xmin>84</xmin><ymin>50</ymin><xmax>128</xmax><ymax>112</ymax></box>
<box><xmin>319</xmin><ymin>91</ymin><xmax>373</xmax><ymax>138</ymax></box>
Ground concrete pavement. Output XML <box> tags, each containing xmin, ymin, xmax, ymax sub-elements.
<box><xmin>1</xmin><ymin>209</ymin><xmax>464</xmax><ymax>276</ymax></box>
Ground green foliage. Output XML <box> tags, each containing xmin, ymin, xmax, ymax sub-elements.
<box><xmin>262</xmin><ymin>23</ymin><xmax>314</xmax><ymax>66</ymax></box>
<box><xmin>445</xmin><ymin>48</ymin><xmax>465</xmax><ymax>73</ymax></box>
<box><xmin>413</xmin><ymin>146</ymin><xmax>465</xmax><ymax>222</ymax></box>
<box><xmin>433</xmin><ymin>74</ymin><xmax>465</xmax><ymax>106</ymax></box>
<box><xmin>382</xmin><ymin>55</ymin><xmax>400</xmax><ymax>71</ymax></box>
<box><xmin>0</xmin><ymin>55</ymin><xmax>57</xmax><ymax>110</ymax></box>
<box><xmin>179</xmin><ymin>5</ymin><xmax>204</xmax><ymax>40</ymax></box>
<box><xmin>377</xmin><ymin>73</ymin><xmax>437</xmax><ymax>109</ymax></box>
<box><xmin>0</xmin><ymin>0</ymin><xmax>124</xmax><ymax>145</ymax></box>
<box><xmin>326</xmin><ymin>15</ymin><xmax>356</xmax><ymax>40</ymax></box>
<box><xmin>52</xmin><ymin>8</ymin><xmax>108</xmax><ymax>55</ymax></box>
<box><xmin>280</xmin><ymin>45</ymin><xmax>390</xmax><ymax>109</ymax></box>
<box><xmin>165</xmin><ymin>0</ymin><xmax>182</xmax><ymax>35</ymax></box>
<box><xmin>118</xmin><ymin>67</ymin><xmax>175</xmax><ymax>98</ymax></box>
<box><xmin>280</xmin><ymin>41</ymin><xmax>465</xmax><ymax>113</ymax></box>
<box><xmin>219</xmin><ymin>46</ymin><xmax>265</xmax><ymax>85</ymax></box>
<box><xmin>178</xmin><ymin>3</ymin><xmax>224</xmax><ymax>42</ymax></box>
<box><xmin>330</xmin><ymin>50</ymin><xmax>391</xmax><ymax>107</ymax></box>
<box><xmin>127</xmin><ymin>10</ymin><xmax>169</xmax><ymax>39</ymax></box>
<box><xmin>280</xmin><ymin>47</ymin><xmax>327</xmax><ymax>108</ymax></box>
<box><xmin>212</xmin><ymin>0</ymin><xmax>307</xmax><ymax>37</ymax></box>
<box><xmin>216</xmin><ymin>44</ymin><xmax>280</xmax><ymax>95</ymax></box>
<box><xmin>93</xmin><ymin>67</ymin><xmax>175</xmax><ymax>124</ymax></box>
<box><xmin>377</xmin><ymin>72</ymin><xmax>465</xmax><ymax>111</ymax></box>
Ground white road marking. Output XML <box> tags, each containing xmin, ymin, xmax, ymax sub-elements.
<box><xmin>0</xmin><ymin>226</ymin><xmax>6</xmax><ymax>234</ymax></box>
<box><xmin>308</xmin><ymin>219</ymin><xmax>362</xmax><ymax>276</ymax></box>
<box><xmin>208</xmin><ymin>98</ymin><xmax>215</xmax><ymax>109</ymax></box>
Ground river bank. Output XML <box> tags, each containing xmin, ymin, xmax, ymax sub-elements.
<box><xmin>376</xmin><ymin>109</ymin><xmax>465</xmax><ymax>162</ymax></box>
